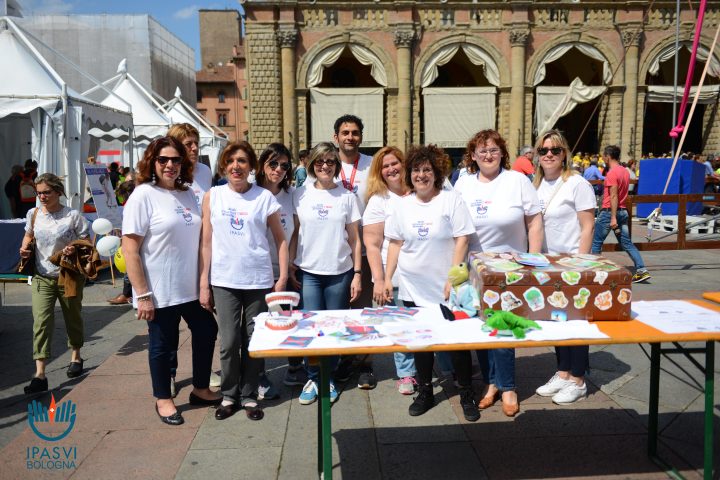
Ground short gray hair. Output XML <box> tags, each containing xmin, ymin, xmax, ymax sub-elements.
<box><xmin>520</xmin><ymin>145</ymin><xmax>533</xmax><ymax>155</ymax></box>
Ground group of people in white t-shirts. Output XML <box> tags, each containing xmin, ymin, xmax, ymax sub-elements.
<box><xmin>120</xmin><ymin>116</ymin><xmax>599</xmax><ymax>426</ymax></box>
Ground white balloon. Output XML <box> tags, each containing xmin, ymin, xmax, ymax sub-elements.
<box><xmin>92</xmin><ymin>218</ymin><xmax>113</xmax><ymax>235</ymax></box>
<box><xmin>96</xmin><ymin>235</ymin><xmax>121</xmax><ymax>257</ymax></box>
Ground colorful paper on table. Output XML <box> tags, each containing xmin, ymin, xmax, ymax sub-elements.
<box><xmin>362</xmin><ymin>306</ymin><xmax>419</xmax><ymax>317</ymax></box>
<box><xmin>514</xmin><ymin>253</ymin><xmax>550</xmax><ymax>267</ymax></box>
<box><xmin>279</xmin><ymin>336</ymin><xmax>315</xmax><ymax>348</ymax></box>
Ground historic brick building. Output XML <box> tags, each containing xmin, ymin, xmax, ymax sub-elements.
<box><xmin>196</xmin><ymin>9</ymin><xmax>249</xmax><ymax>142</ymax></box>
<box><xmin>240</xmin><ymin>0</ymin><xmax>720</xmax><ymax>161</ymax></box>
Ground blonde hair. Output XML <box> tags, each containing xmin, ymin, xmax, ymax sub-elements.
<box><xmin>532</xmin><ymin>129</ymin><xmax>577</xmax><ymax>188</ymax></box>
<box><xmin>365</xmin><ymin>146</ymin><xmax>405</xmax><ymax>203</ymax></box>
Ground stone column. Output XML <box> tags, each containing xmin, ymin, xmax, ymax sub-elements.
<box><xmin>621</xmin><ymin>28</ymin><xmax>642</xmax><ymax>159</ymax></box>
<box><xmin>277</xmin><ymin>28</ymin><xmax>299</xmax><ymax>155</ymax></box>
<box><xmin>394</xmin><ymin>28</ymin><xmax>415</xmax><ymax>150</ymax></box>
<box><xmin>508</xmin><ymin>28</ymin><xmax>529</xmax><ymax>157</ymax></box>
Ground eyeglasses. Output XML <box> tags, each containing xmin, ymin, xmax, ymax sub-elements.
<box><xmin>314</xmin><ymin>159</ymin><xmax>337</xmax><ymax>167</ymax></box>
<box><xmin>537</xmin><ymin>147</ymin><xmax>564</xmax><ymax>156</ymax></box>
<box><xmin>156</xmin><ymin>156</ymin><xmax>182</xmax><ymax>165</ymax></box>
<box><xmin>475</xmin><ymin>148</ymin><xmax>501</xmax><ymax>157</ymax></box>
<box><xmin>36</xmin><ymin>190</ymin><xmax>54</xmax><ymax>197</ymax></box>
<box><xmin>268</xmin><ymin>160</ymin><xmax>291</xmax><ymax>171</ymax></box>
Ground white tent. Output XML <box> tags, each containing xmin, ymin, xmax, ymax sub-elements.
<box><xmin>160</xmin><ymin>87</ymin><xmax>228</xmax><ymax>173</ymax></box>
<box><xmin>0</xmin><ymin>17</ymin><xmax>133</xmax><ymax>216</ymax></box>
<box><xmin>85</xmin><ymin>59</ymin><xmax>171</xmax><ymax>165</ymax></box>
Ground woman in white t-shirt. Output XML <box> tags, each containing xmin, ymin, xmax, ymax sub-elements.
<box><xmin>290</xmin><ymin>142</ymin><xmax>362</xmax><ymax>405</ymax></box>
<box><xmin>199</xmin><ymin>141</ymin><xmax>288</xmax><ymax>421</ymax></box>
<box><xmin>533</xmin><ymin>130</ymin><xmax>596</xmax><ymax>405</ymax></box>
<box><xmin>383</xmin><ymin>145</ymin><xmax>478</xmax><ymax>421</ymax></box>
<box><xmin>255</xmin><ymin>142</ymin><xmax>304</xmax><ymax>392</ymax></box>
<box><xmin>455</xmin><ymin>129</ymin><xmax>543</xmax><ymax>418</ymax></box>
<box><xmin>123</xmin><ymin>136</ymin><xmax>221</xmax><ymax>426</ymax></box>
<box><xmin>362</xmin><ymin>146</ymin><xmax>418</xmax><ymax>395</ymax></box>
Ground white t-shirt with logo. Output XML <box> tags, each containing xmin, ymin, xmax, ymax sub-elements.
<box><xmin>265</xmin><ymin>186</ymin><xmax>295</xmax><ymax>280</ymax></box>
<box><xmin>293</xmin><ymin>182</ymin><xmax>361</xmax><ymax>275</ymax></box>
<box><xmin>384</xmin><ymin>189</ymin><xmax>475</xmax><ymax>306</ymax></box>
<box><xmin>454</xmin><ymin>169</ymin><xmax>541</xmax><ymax>253</ymax></box>
<box><xmin>209</xmin><ymin>183</ymin><xmax>280</xmax><ymax>289</ymax></box>
<box><xmin>190</xmin><ymin>162</ymin><xmax>212</xmax><ymax>211</ymax></box>
<box><xmin>122</xmin><ymin>184</ymin><xmax>201</xmax><ymax>308</ymax></box>
<box><xmin>336</xmin><ymin>153</ymin><xmax>372</xmax><ymax>213</ymax></box>
<box><xmin>537</xmin><ymin>174</ymin><xmax>596</xmax><ymax>254</ymax></box>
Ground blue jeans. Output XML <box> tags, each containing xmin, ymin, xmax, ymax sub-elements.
<box><xmin>591</xmin><ymin>209</ymin><xmax>646</xmax><ymax>271</ymax></box>
<box><xmin>476</xmin><ymin>349</ymin><xmax>516</xmax><ymax>391</ymax></box>
<box><xmin>298</xmin><ymin>268</ymin><xmax>354</xmax><ymax>382</ymax></box>
<box><xmin>390</xmin><ymin>292</ymin><xmax>417</xmax><ymax>377</ymax></box>
<box><xmin>147</xmin><ymin>300</ymin><xmax>218</xmax><ymax>399</ymax></box>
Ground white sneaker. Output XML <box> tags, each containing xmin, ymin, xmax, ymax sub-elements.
<box><xmin>552</xmin><ymin>382</ymin><xmax>588</xmax><ymax>405</ymax></box>
<box><xmin>536</xmin><ymin>373</ymin><xmax>576</xmax><ymax>397</ymax></box>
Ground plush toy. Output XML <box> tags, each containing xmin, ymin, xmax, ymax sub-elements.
<box><xmin>447</xmin><ymin>263</ymin><xmax>480</xmax><ymax>319</ymax></box>
<box><xmin>482</xmin><ymin>308</ymin><xmax>541</xmax><ymax>339</ymax></box>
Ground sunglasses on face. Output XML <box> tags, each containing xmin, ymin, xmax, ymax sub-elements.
<box><xmin>537</xmin><ymin>147</ymin><xmax>563</xmax><ymax>156</ymax></box>
<box><xmin>156</xmin><ymin>156</ymin><xmax>182</xmax><ymax>165</ymax></box>
<box><xmin>314</xmin><ymin>159</ymin><xmax>337</xmax><ymax>167</ymax></box>
<box><xmin>268</xmin><ymin>160</ymin><xmax>291</xmax><ymax>171</ymax></box>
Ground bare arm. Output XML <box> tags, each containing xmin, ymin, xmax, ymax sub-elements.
<box><xmin>363</xmin><ymin>222</ymin><xmax>386</xmax><ymax>305</ymax></box>
<box><xmin>268</xmin><ymin>211</ymin><xmax>288</xmax><ymax>292</ymax></box>
<box><xmin>122</xmin><ymin>233</ymin><xmax>154</xmax><ymax>321</ymax></box>
<box><xmin>525</xmin><ymin>213</ymin><xmax>544</xmax><ymax>253</ymax></box>
<box><xmin>576</xmin><ymin>209</ymin><xmax>595</xmax><ymax>254</ymax></box>
<box><xmin>384</xmin><ymin>239</ymin><xmax>403</xmax><ymax>303</ymax></box>
<box><xmin>198</xmin><ymin>192</ymin><xmax>213</xmax><ymax>310</ymax></box>
<box><xmin>19</xmin><ymin>233</ymin><xmax>33</xmax><ymax>258</ymax></box>
<box><xmin>288</xmin><ymin>214</ymin><xmax>300</xmax><ymax>290</ymax></box>
<box><xmin>609</xmin><ymin>184</ymin><xmax>619</xmax><ymax>229</ymax></box>
<box><xmin>346</xmin><ymin>220</ymin><xmax>362</xmax><ymax>303</ymax></box>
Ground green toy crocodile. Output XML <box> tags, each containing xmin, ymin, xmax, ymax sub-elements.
<box><xmin>482</xmin><ymin>308</ymin><xmax>542</xmax><ymax>339</ymax></box>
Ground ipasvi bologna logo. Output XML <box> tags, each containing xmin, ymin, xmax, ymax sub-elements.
<box><xmin>26</xmin><ymin>394</ymin><xmax>77</xmax><ymax>470</ymax></box>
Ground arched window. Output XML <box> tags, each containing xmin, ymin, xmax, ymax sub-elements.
<box><xmin>218</xmin><ymin>112</ymin><xmax>227</xmax><ymax>126</ymax></box>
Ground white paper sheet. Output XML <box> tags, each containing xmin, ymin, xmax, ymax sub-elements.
<box><xmin>633</xmin><ymin>300</ymin><xmax>720</xmax><ymax>334</ymax></box>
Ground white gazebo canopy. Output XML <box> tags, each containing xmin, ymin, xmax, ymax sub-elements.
<box><xmin>0</xmin><ymin>16</ymin><xmax>133</xmax><ymax>215</ymax></box>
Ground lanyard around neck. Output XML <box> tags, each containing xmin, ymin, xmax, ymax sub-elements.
<box><xmin>340</xmin><ymin>157</ymin><xmax>359</xmax><ymax>191</ymax></box>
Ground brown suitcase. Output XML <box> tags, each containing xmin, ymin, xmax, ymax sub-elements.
<box><xmin>469</xmin><ymin>252</ymin><xmax>632</xmax><ymax>321</ymax></box>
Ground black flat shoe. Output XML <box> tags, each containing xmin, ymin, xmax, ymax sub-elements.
<box><xmin>24</xmin><ymin>377</ymin><xmax>48</xmax><ymax>395</ymax></box>
<box><xmin>214</xmin><ymin>403</ymin><xmax>238</xmax><ymax>420</ymax></box>
<box><xmin>189</xmin><ymin>392</ymin><xmax>222</xmax><ymax>406</ymax></box>
<box><xmin>66</xmin><ymin>359</ymin><xmax>84</xmax><ymax>378</ymax></box>
<box><xmin>244</xmin><ymin>405</ymin><xmax>264</xmax><ymax>421</ymax></box>
<box><xmin>155</xmin><ymin>404</ymin><xmax>184</xmax><ymax>426</ymax></box>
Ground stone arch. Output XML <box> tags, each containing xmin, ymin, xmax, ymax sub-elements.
<box><xmin>296</xmin><ymin>33</ymin><xmax>397</xmax><ymax>90</ymax></box>
<box><xmin>413</xmin><ymin>34</ymin><xmax>509</xmax><ymax>88</ymax></box>
<box><xmin>527</xmin><ymin>33</ymin><xmax>621</xmax><ymax>87</ymax></box>
<box><xmin>638</xmin><ymin>33</ymin><xmax>720</xmax><ymax>83</ymax></box>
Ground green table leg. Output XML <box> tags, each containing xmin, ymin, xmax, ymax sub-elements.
<box><xmin>317</xmin><ymin>357</ymin><xmax>333</xmax><ymax>480</ymax></box>
<box><xmin>648</xmin><ymin>343</ymin><xmax>660</xmax><ymax>458</ymax></box>
<box><xmin>703</xmin><ymin>341</ymin><xmax>714</xmax><ymax>480</ymax></box>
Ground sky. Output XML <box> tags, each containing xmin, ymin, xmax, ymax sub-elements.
<box><xmin>17</xmin><ymin>0</ymin><xmax>243</xmax><ymax>69</ymax></box>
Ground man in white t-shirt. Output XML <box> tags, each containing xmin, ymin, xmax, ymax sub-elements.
<box><xmin>332</xmin><ymin>114</ymin><xmax>375</xmax><ymax>388</ymax></box>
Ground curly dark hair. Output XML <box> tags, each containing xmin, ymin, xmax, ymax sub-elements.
<box><xmin>256</xmin><ymin>143</ymin><xmax>293</xmax><ymax>192</ymax></box>
<box><xmin>135</xmin><ymin>136</ymin><xmax>192</xmax><ymax>190</ymax></box>
<box><xmin>464</xmin><ymin>129</ymin><xmax>511</xmax><ymax>174</ymax></box>
<box><xmin>404</xmin><ymin>144</ymin><xmax>449</xmax><ymax>191</ymax></box>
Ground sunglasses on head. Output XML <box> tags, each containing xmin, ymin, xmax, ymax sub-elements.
<box><xmin>156</xmin><ymin>156</ymin><xmax>182</xmax><ymax>165</ymax></box>
<box><xmin>268</xmin><ymin>160</ymin><xmax>291</xmax><ymax>171</ymax></box>
<box><xmin>537</xmin><ymin>147</ymin><xmax>563</xmax><ymax>156</ymax></box>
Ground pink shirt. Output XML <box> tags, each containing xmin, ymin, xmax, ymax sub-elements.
<box><xmin>601</xmin><ymin>165</ymin><xmax>629</xmax><ymax>209</ymax></box>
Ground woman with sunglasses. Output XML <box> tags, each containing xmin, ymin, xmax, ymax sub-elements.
<box><xmin>20</xmin><ymin>173</ymin><xmax>90</xmax><ymax>394</ymax></box>
<box><xmin>255</xmin><ymin>143</ymin><xmax>306</xmax><ymax>393</ymax></box>
<box><xmin>290</xmin><ymin>142</ymin><xmax>362</xmax><ymax>405</ymax></box>
<box><xmin>454</xmin><ymin>129</ymin><xmax>543</xmax><ymax>417</ymax></box>
<box><xmin>123</xmin><ymin>136</ymin><xmax>221</xmax><ymax>426</ymax></box>
<box><xmin>199</xmin><ymin>141</ymin><xmax>288</xmax><ymax>421</ymax></box>
<box><xmin>533</xmin><ymin>130</ymin><xmax>595</xmax><ymax>405</ymax></box>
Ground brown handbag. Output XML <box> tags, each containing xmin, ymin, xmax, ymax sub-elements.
<box><xmin>17</xmin><ymin>208</ymin><xmax>39</xmax><ymax>275</ymax></box>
